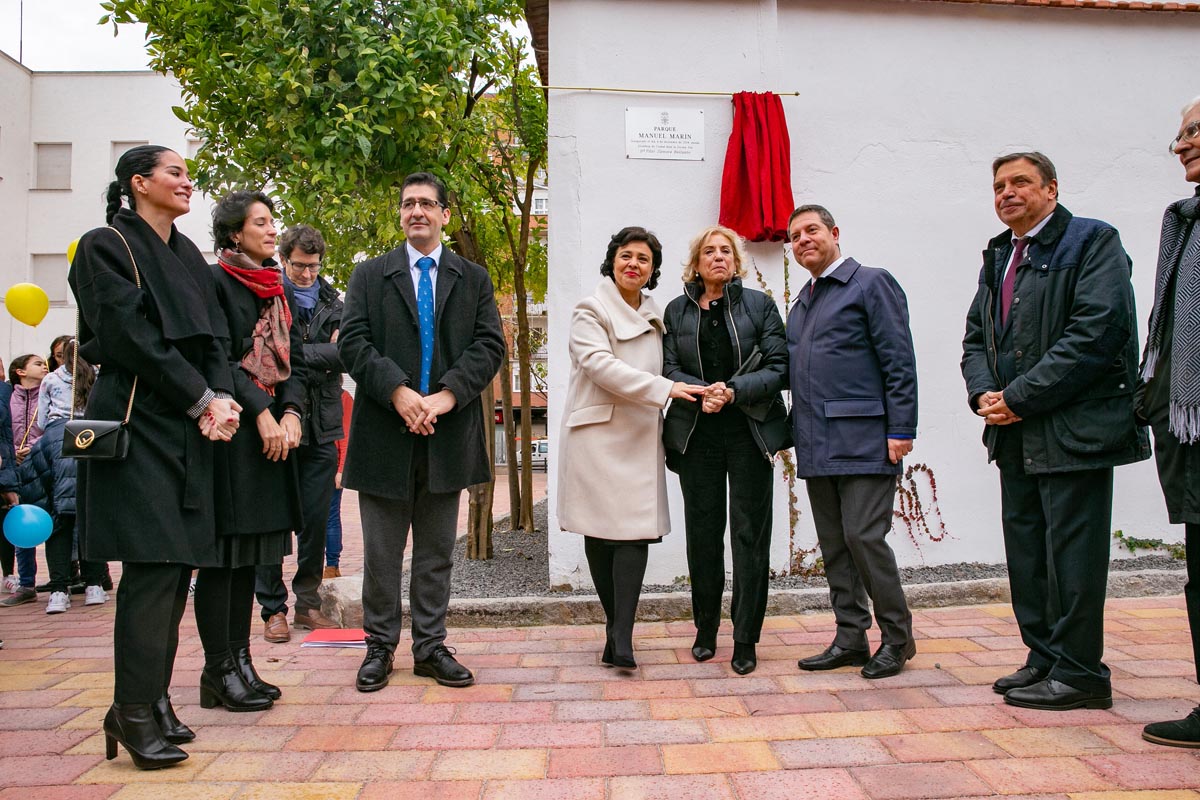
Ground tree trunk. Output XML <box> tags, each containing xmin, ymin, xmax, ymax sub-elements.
<box><xmin>466</xmin><ymin>381</ymin><xmax>496</xmax><ymax>560</ymax></box>
<box><xmin>514</xmin><ymin>259</ymin><xmax>536</xmax><ymax>532</ymax></box>
<box><xmin>449</xmin><ymin>217</ymin><xmax>500</xmax><ymax>557</ymax></box>
<box><xmin>498</xmin><ymin>340</ymin><xmax>522</xmax><ymax>529</ymax></box>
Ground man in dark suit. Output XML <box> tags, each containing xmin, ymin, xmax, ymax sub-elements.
<box><xmin>962</xmin><ymin>152</ymin><xmax>1148</xmax><ymax>711</ymax></box>
<box><xmin>339</xmin><ymin>172</ymin><xmax>505</xmax><ymax>691</ymax></box>
<box><xmin>787</xmin><ymin>205</ymin><xmax>918</xmax><ymax>680</ymax></box>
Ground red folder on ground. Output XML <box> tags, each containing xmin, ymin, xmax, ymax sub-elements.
<box><xmin>300</xmin><ymin>628</ymin><xmax>367</xmax><ymax>648</ymax></box>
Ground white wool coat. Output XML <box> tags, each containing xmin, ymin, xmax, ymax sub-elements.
<box><xmin>557</xmin><ymin>279</ymin><xmax>674</xmax><ymax>541</ymax></box>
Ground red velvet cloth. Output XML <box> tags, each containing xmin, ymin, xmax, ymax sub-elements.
<box><xmin>719</xmin><ymin>92</ymin><xmax>794</xmax><ymax>243</ymax></box>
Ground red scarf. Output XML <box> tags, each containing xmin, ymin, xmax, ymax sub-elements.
<box><xmin>218</xmin><ymin>249</ymin><xmax>292</xmax><ymax>393</ymax></box>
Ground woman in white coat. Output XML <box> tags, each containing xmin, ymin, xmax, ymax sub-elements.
<box><xmin>558</xmin><ymin>227</ymin><xmax>706</xmax><ymax>668</ymax></box>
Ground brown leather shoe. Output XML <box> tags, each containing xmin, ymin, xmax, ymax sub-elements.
<box><xmin>263</xmin><ymin>612</ymin><xmax>290</xmax><ymax>643</ymax></box>
<box><xmin>322</xmin><ymin>566</ymin><xmax>342</xmax><ymax>579</ymax></box>
<box><xmin>294</xmin><ymin>607</ymin><xmax>339</xmax><ymax>630</ymax></box>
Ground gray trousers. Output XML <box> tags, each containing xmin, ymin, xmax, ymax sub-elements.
<box><xmin>806</xmin><ymin>473</ymin><xmax>912</xmax><ymax>649</ymax></box>
<box><xmin>359</xmin><ymin>443</ymin><xmax>461</xmax><ymax>661</ymax></box>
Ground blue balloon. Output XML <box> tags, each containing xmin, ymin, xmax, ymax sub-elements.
<box><xmin>3</xmin><ymin>505</ymin><xmax>53</xmax><ymax>548</ymax></box>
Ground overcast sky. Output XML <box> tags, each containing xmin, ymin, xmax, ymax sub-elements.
<box><xmin>0</xmin><ymin>0</ymin><xmax>151</xmax><ymax>71</ymax></box>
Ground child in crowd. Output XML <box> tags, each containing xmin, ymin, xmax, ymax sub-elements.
<box><xmin>324</xmin><ymin>389</ymin><xmax>353</xmax><ymax>578</ymax></box>
<box><xmin>0</xmin><ymin>355</ymin><xmax>21</xmax><ymax>608</ymax></box>
<box><xmin>0</xmin><ymin>354</ymin><xmax>47</xmax><ymax>607</ymax></box>
<box><xmin>20</xmin><ymin>340</ymin><xmax>108</xmax><ymax>613</ymax></box>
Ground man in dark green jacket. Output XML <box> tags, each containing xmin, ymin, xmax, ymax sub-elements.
<box><xmin>962</xmin><ymin>152</ymin><xmax>1149</xmax><ymax>711</ymax></box>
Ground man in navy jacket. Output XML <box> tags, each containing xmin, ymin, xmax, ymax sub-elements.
<box><xmin>787</xmin><ymin>204</ymin><xmax>918</xmax><ymax>679</ymax></box>
<box><xmin>962</xmin><ymin>152</ymin><xmax>1147</xmax><ymax>711</ymax></box>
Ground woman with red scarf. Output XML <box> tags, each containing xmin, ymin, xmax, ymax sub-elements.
<box><xmin>194</xmin><ymin>191</ymin><xmax>305</xmax><ymax>712</ymax></box>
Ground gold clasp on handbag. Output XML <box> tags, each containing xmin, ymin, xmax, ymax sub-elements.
<box><xmin>74</xmin><ymin>428</ymin><xmax>97</xmax><ymax>449</ymax></box>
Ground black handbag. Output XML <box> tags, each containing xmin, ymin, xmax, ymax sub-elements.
<box><xmin>62</xmin><ymin>227</ymin><xmax>139</xmax><ymax>461</ymax></box>
<box><xmin>63</xmin><ymin>419</ymin><xmax>130</xmax><ymax>460</ymax></box>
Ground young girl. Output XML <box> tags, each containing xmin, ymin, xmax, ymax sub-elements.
<box><xmin>20</xmin><ymin>340</ymin><xmax>107</xmax><ymax>613</ymax></box>
<box><xmin>10</xmin><ymin>354</ymin><xmax>47</xmax><ymax>463</ymax></box>
<box><xmin>0</xmin><ymin>355</ymin><xmax>46</xmax><ymax>607</ymax></box>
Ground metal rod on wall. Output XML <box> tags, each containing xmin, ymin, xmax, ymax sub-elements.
<box><xmin>538</xmin><ymin>85</ymin><xmax>799</xmax><ymax>97</ymax></box>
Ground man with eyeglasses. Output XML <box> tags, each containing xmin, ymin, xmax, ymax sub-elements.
<box><xmin>339</xmin><ymin>172</ymin><xmax>504</xmax><ymax>692</ymax></box>
<box><xmin>962</xmin><ymin>151</ymin><xmax>1149</xmax><ymax>711</ymax></box>
<box><xmin>255</xmin><ymin>224</ymin><xmax>344</xmax><ymax>643</ymax></box>
<box><xmin>1139</xmin><ymin>97</ymin><xmax>1200</xmax><ymax>748</ymax></box>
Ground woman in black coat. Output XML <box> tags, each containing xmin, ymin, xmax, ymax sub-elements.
<box><xmin>193</xmin><ymin>191</ymin><xmax>305</xmax><ymax>713</ymax></box>
<box><xmin>70</xmin><ymin>145</ymin><xmax>241</xmax><ymax>769</ymax></box>
<box><xmin>662</xmin><ymin>224</ymin><xmax>790</xmax><ymax>676</ymax></box>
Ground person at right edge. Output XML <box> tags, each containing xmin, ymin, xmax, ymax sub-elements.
<box><xmin>1140</xmin><ymin>97</ymin><xmax>1200</xmax><ymax>748</ymax></box>
<box><xmin>962</xmin><ymin>151</ymin><xmax>1149</xmax><ymax>711</ymax></box>
<box><xmin>788</xmin><ymin>204</ymin><xmax>919</xmax><ymax>680</ymax></box>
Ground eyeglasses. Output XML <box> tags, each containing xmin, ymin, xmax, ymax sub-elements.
<box><xmin>401</xmin><ymin>198</ymin><xmax>445</xmax><ymax>212</ymax></box>
<box><xmin>288</xmin><ymin>261</ymin><xmax>322</xmax><ymax>273</ymax></box>
<box><xmin>1170</xmin><ymin>119</ymin><xmax>1200</xmax><ymax>153</ymax></box>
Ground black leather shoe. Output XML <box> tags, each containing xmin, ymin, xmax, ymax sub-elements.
<box><xmin>233</xmin><ymin>646</ymin><xmax>281</xmax><ymax>700</ymax></box>
<box><xmin>798</xmin><ymin>643</ymin><xmax>870</xmax><ymax>671</ymax></box>
<box><xmin>104</xmin><ymin>703</ymin><xmax>188</xmax><ymax>770</ymax></box>
<box><xmin>199</xmin><ymin>656</ymin><xmax>274</xmax><ymax>711</ymax></box>
<box><xmin>691</xmin><ymin>631</ymin><xmax>717</xmax><ymax>663</ymax></box>
<box><xmin>356</xmin><ymin>638</ymin><xmax>395</xmax><ymax>692</ymax></box>
<box><xmin>414</xmin><ymin>645</ymin><xmax>475</xmax><ymax>687</ymax></box>
<box><xmin>1004</xmin><ymin>678</ymin><xmax>1113</xmax><ymax>710</ymax></box>
<box><xmin>861</xmin><ymin>641</ymin><xmax>917</xmax><ymax>679</ymax></box>
<box><xmin>731</xmin><ymin>642</ymin><xmax>756</xmax><ymax>675</ymax></box>
<box><xmin>151</xmin><ymin>695</ymin><xmax>195</xmax><ymax>744</ymax></box>
<box><xmin>1142</xmin><ymin>706</ymin><xmax>1200</xmax><ymax>748</ymax></box>
<box><xmin>992</xmin><ymin>665</ymin><xmax>1048</xmax><ymax>695</ymax></box>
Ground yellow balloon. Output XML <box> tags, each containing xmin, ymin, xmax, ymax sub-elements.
<box><xmin>66</xmin><ymin>238</ymin><xmax>79</xmax><ymax>265</ymax></box>
<box><xmin>5</xmin><ymin>283</ymin><xmax>50</xmax><ymax>327</ymax></box>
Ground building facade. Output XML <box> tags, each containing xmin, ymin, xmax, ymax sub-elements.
<box><xmin>0</xmin><ymin>51</ymin><xmax>216</xmax><ymax>362</ymax></box>
<box><xmin>542</xmin><ymin>0</ymin><xmax>1200</xmax><ymax>587</ymax></box>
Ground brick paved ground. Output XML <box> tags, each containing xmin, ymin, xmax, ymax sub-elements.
<box><xmin>2</xmin><ymin>471</ymin><xmax>1198</xmax><ymax>798</ymax></box>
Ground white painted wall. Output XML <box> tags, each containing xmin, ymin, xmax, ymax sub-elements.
<box><xmin>0</xmin><ymin>61</ymin><xmax>217</xmax><ymax>363</ymax></box>
<box><xmin>547</xmin><ymin>0</ymin><xmax>1199</xmax><ymax>587</ymax></box>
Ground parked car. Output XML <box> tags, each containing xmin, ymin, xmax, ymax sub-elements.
<box><xmin>515</xmin><ymin>438</ymin><xmax>549</xmax><ymax>471</ymax></box>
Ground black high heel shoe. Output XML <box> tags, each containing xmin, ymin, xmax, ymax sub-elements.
<box><xmin>233</xmin><ymin>645</ymin><xmax>281</xmax><ymax>700</ymax></box>
<box><xmin>691</xmin><ymin>631</ymin><xmax>717</xmax><ymax>663</ymax></box>
<box><xmin>103</xmin><ymin>703</ymin><xmax>188</xmax><ymax>770</ymax></box>
<box><xmin>199</xmin><ymin>655</ymin><xmax>274</xmax><ymax>712</ymax></box>
<box><xmin>151</xmin><ymin>695</ymin><xmax>195</xmax><ymax>744</ymax></box>
<box><xmin>731</xmin><ymin>642</ymin><xmax>757</xmax><ymax>675</ymax></box>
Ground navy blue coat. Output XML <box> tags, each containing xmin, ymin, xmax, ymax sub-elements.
<box><xmin>0</xmin><ymin>382</ymin><xmax>17</xmax><ymax>494</ymax></box>
<box><xmin>16</xmin><ymin>418</ymin><xmax>74</xmax><ymax>515</ymax></box>
<box><xmin>786</xmin><ymin>258</ymin><xmax>918</xmax><ymax>478</ymax></box>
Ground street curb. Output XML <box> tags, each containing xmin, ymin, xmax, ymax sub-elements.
<box><xmin>320</xmin><ymin>568</ymin><xmax>1185</xmax><ymax>629</ymax></box>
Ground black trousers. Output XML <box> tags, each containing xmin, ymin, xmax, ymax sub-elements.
<box><xmin>676</xmin><ymin>420</ymin><xmax>773</xmax><ymax>644</ymax></box>
<box><xmin>1186</xmin><ymin>523</ymin><xmax>1200</xmax><ymax>684</ymax></box>
<box><xmin>995</xmin><ymin>429</ymin><xmax>1114</xmax><ymax>694</ymax></box>
<box><xmin>806</xmin><ymin>473</ymin><xmax>913</xmax><ymax>649</ymax></box>
<box><xmin>584</xmin><ymin>536</ymin><xmax>648</xmax><ymax>662</ymax></box>
<box><xmin>195</xmin><ymin>565</ymin><xmax>256</xmax><ymax>665</ymax></box>
<box><xmin>113</xmin><ymin>562</ymin><xmax>191</xmax><ymax>703</ymax></box>
<box><xmin>256</xmin><ymin>441</ymin><xmax>338</xmax><ymax>618</ymax></box>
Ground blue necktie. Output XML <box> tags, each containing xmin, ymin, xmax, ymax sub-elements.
<box><xmin>416</xmin><ymin>256</ymin><xmax>435</xmax><ymax>394</ymax></box>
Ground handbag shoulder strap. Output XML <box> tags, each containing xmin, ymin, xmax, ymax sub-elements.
<box><xmin>71</xmin><ymin>227</ymin><xmax>140</xmax><ymax>425</ymax></box>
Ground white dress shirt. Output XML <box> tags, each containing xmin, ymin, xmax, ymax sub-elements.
<box><xmin>406</xmin><ymin>242</ymin><xmax>443</xmax><ymax>296</ymax></box>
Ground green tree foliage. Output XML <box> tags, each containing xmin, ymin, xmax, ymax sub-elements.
<box><xmin>102</xmin><ymin>0</ymin><xmax>549</xmax><ymax>545</ymax></box>
<box><xmin>100</xmin><ymin>0</ymin><xmax>522</xmax><ymax>281</ymax></box>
